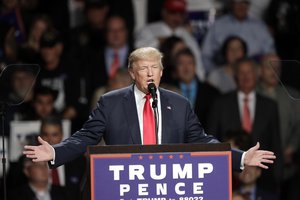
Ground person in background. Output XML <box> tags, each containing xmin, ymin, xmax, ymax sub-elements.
<box><xmin>257</xmin><ymin>53</ymin><xmax>300</xmax><ymax>200</ymax></box>
<box><xmin>90</xmin><ymin>68</ymin><xmax>132</xmax><ymax>110</ymax></box>
<box><xmin>8</xmin><ymin>156</ymin><xmax>68</xmax><ymax>200</ymax></box>
<box><xmin>207</xmin><ymin>36</ymin><xmax>248</xmax><ymax>93</ymax></box>
<box><xmin>135</xmin><ymin>0</ymin><xmax>205</xmax><ymax>80</ymax></box>
<box><xmin>202</xmin><ymin>0</ymin><xmax>275</xmax><ymax>73</ymax></box>
<box><xmin>40</xmin><ymin>116</ymin><xmax>85</xmax><ymax>200</ymax></box>
<box><xmin>67</xmin><ymin>0</ymin><xmax>109</xmax><ymax>55</ymax></box>
<box><xmin>225</xmin><ymin>130</ymin><xmax>279</xmax><ymax>200</ymax></box>
<box><xmin>174</xmin><ymin>48</ymin><xmax>220</xmax><ymax>129</ymax></box>
<box><xmin>159</xmin><ymin>35</ymin><xmax>187</xmax><ymax>84</ymax></box>
<box><xmin>86</xmin><ymin>14</ymin><xmax>133</xmax><ymax>90</ymax></box>
<box><xmin>37</xmin><ymin>30</ymin><xmax>79</xmax><ymax>123</ymax></box>
<box><xmin>26</xmin><ymin>86</ymin><xmax>59</xmax><ymax>120</ymax></box>
<box><xmin>207</xmin><ymin>58</ymin><xmax>283</xmax><ymax>194</ymax></box>
<box><xmin>19</xmin><ymin>14</ymin><xmax>53</xmax><ymax>63</ymax></box>
<box><xmin>232</xmin><ymin>191</ymin><xmax>247</xmax><ymax>200</ymax></box>
<box><xmin>7</xmin><ymin>66</ymin><xmax>37</xmax><ymax>120</ymax></box>
<box><xmin>237</xmin><ymin>165</ymin><xmax>279</xmax><ymax>200</ymax></box>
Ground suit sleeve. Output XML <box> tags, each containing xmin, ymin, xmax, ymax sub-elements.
<box><xmin>53</xmin><ymin>96</ymin><xmax>107</xmax><ymax>167</ymax></box>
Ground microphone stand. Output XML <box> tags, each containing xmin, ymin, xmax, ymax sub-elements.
<box><xmin>1</xmin><ymin>102</ymin><xmax>7</xmax><ymax>200</ymax></box>
<box><xmin>151</xmin><ymin>98</ymin><xmax>159</xmax><ymax>145</ymax></box>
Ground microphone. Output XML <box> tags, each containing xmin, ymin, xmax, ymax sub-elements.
<box><xmin>147</xmin><ymin>83</ymin><xmax>157</xmax><ymax>108</ymax></box>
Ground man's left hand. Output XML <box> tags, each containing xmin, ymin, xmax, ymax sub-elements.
<box><xmin>244</xmin><ymin>142</ymin><xmax>276</xmax><ymax>169</ymax></box>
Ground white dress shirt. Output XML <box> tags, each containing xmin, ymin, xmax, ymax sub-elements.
<box><xmin>134</xmin><ymin>85</ymin><xmax>162</xmax><ymax>144</ymax></box>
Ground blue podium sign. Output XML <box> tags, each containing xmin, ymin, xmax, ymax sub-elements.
<box><xmin>90</xmin><ymin>151</ymin><xmax>231</xmax><ymax>200</ymax></box>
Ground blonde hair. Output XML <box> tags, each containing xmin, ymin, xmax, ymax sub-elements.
<box><xmin>128</xmin><ymin>47</ymin><xmax>163</xmax><ymax>69</ymax></box>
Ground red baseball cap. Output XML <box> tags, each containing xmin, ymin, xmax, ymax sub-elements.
<box><xmin>164</xmin><ymin>0</ymin><xmax>186</xmax><ymax>13</ymax></box>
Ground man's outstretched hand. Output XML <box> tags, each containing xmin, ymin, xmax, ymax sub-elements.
<box><xmin>23</xmin><ymin>136</ymin><xmax>54</xmax><ymax>162</ymax></box>
<box><xmin>244</xmin><ymin>142</ymin><xmax>276</xmax><ymax>169</ymax></box>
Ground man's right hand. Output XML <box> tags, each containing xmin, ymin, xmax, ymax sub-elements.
<box><xmin>23</xmin><ymin>136</ymin><xmax>54</xmax><ymax>162</ymax></box>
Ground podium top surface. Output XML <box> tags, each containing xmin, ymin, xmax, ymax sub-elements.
<box><xmin>88</xmin><ymin>143</ymin><xmax>231</xmax><ymax>155</ymax></box>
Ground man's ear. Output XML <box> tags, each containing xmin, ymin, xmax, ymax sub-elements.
<box><xmin>23</xmin><ymin>166</ymin><xmax>30</xmax><ymax>178</ymax></box>
<box><xmin>128</xmin><ymin>68</ymin><xmax>135</xmax><ymax>80</ymax></box>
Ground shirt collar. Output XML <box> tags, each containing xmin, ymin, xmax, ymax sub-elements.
<box><xmin>106</xmin><ymin>45</ymin><xmax>128</xmax><ymax>56</ymax></box>
<box><xmin>238</xmin><ymin>90</ymin><xmax>255</xmax><ymax>101</ymax></box>
<box><xmin>179</xmin><ymin>78</ymin><xmax>197</xmax><ymax>90</ymax></box>
<box><xmin>134</xmin><ymin>84</ymin><xmax>160</xmax><ymax>102</ymax></box>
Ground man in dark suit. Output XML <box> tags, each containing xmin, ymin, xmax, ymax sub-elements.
<box><xmin>85</xmin><ymin>14</ymin><xmax>133</xmax><ymax>90</ymax></box>
<box><xmin>24</xmin><ymin>47</ymin><xmax>276</xmax><ymax>175</ymax></box>
<box><xmin>9</xmin><ymin>156</ymin><xmax>68</xmax><ymax>200</ymax></box>
<box><xmin>174</xmin><ymin>48</ymin><xmax>220</xmax><ymax>129</ymax></box>
<box><xmin>39</xmin><ymin>116</ymin><xmax>85</xmax><ymax>200</ymax></box>
<box><xmin>207</xmin><ymin>58</ymin><xmax>283</xmax><ymax>193</ymax></box>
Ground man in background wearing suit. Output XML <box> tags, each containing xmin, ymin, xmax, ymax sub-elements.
<box><xmin>207</xmin><ymin>58</ymin><xmax>283</xmax><ymax>194</ymax></box>
<box><xmin>23</xmin><ymin>47</ymin><xmax>276</xmax><ymax>177</ymax></box>
<box><xmin>40</xmin><ymin>116</ymin><xmax>85</xmax><ymax>200</ymax></box>
<box><xmin>173</xmin><ymin>48</ymin><xmax>220</xmax><ymax>129</ymax></box>
<box><xmin>9</xmin><ymin>157</ymin><xmax>67</xmax><ymax>200</ymax></box>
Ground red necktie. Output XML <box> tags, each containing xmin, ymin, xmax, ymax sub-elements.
<box><xmin>143</xmin><ymin>94</ymin><xmax>156</xmax><ymax>144</ymax></box>
<box><xmin>242</xmin><ymin>96</ymin><xmax>252</xmax><ymax>133</ymax></box>
<box><xmin>109</xmin><ymin>50</ymin><xmax>120</xmax><ymax>79</ymax></box>
<box><xmin>51</xmin><ymin>168</ymin><xmax>60</xmax><ymax>186</ymax></box>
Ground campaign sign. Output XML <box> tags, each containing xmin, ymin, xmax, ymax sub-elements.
<box><xmin>90</xmin><ymin>151</ymin><xmax>231</xmax><ymax>200</ymax></box>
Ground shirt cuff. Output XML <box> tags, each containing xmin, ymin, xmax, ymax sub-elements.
<box><xmin>240</xmin><ymin>152</ymin><xmax>246</xmax><ymax>170</ymax></box>
<box><xmin>50</xmin><ymin>146</ymin><xmax>56</xmax><ymax>165</ymax></box>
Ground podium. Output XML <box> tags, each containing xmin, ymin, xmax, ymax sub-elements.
<box><xmin>85</xmin><ymin>143</ymin><xmax>232</xmax><ymax>200</ymax></box>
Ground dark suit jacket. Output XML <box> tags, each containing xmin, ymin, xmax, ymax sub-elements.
<box><xmin>86</xmin><ymin>45</ymin><xmax>132</xmax><ymax>90</ymax></box>
<box><xmin>64</xmin><ymin>156</ymin><xmax>86</xmax><ymax>200</ymax></box>
<box><xmin>255</xmin><ymin>187</ymin><xmax>280</xmax><ymax>200</ymax></box>
<box><xmin>9</xmin><ymin>183</ymin><xmax>68</xmax><ymax>200</ymax></box>
<box><xmin>192</xmin><ymin>80</ymin><xmax>220</xmax><ymax>129</ymax></box>
<box><xmin>175</xmin><ymin>79</ymin><xmax>220</xmax><ymax>129</ymax></box>
<box><xmin>53</xmin><ymin>85</ymin><xmax>243</xmax><ymax>170</ymax></box>
<box><xmin>207</xmin><ymin>91</ymin><xmax>283</xmax><ymax>192</ymax></box>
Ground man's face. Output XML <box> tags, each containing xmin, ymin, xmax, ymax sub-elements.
<box><xmin>31</xmin><ymin>19</ymin><xmax>48</xmax><ymax>41</ymax></box>
<box><xmin>86</xmin><ymin>6</ymin><xmax>108</xmax><ymax>29</ymax></box>
<box><xmin>11</xmin><ymin>71</ymin><xmax>35</xmax><ymax>98</ymax></box>
<box><xmin>33</xmin><ymin>94</ymin><xmax>54</xmax><ymax>119</ymax></box>
<box><xmin>226</xmin><ymin>39</ymin><xmax>245</xmax><ymax>64</ymax></box>
<box><xmin>129</xmin><ymin>59</ymin><xmax>163</xmax><ymax>94</ymax></box>
<box><xmin>236</xmin><ymin>61</ymin><xmax>257</xmax><ymax>93</ymax></box>
<box><xmin>40</xmin><ymin>44</ymin><xmax>62</xmax><ymax>70</ymax></box>
<box><xmin>162</xmin><ymin>10</ymin><xmax>185</xmax><ymax>29</ymax></box>
<box><xmin>106</xmin><ymin>17</ymin><xmax>128</xmax><ymax>48</ymax></box>
<box><xmin>24</xmin><ymin>161</ymin><xmax>49</xmax><ymax>184</ymax></box>
<box><xmin>260</xmin><ymin>55</ymin><xmax>281</xmax><ymax>87</ymax></box>
<box><xmin>232</xmin><ymin>2</ymin><xmax>249</xmax><ymax>21</ymax></box>
<box><xmin>238</xmin><ymin>166</ymin><xmax>261</xmax><ymax>185</ymax></box>
<box><xmin>41</xmin><ymin>124</ymin><xmax>63</xmax><ymax>145</ymax></box>
<box><xmin>176</xmin><ymin>54</ymin><xmax>196</xmax><ymax>84</ymax></box>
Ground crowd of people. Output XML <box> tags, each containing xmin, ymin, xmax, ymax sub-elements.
<box><xmin>1</xmin><ymin>0</ymin><xmax>300</xmax><ymax>199</ymax></box>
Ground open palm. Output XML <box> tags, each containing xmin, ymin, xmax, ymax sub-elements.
<box><xmin>23</xmin><ymin>136</ymin><xmax>54</xmax><ymax>162</ymax></box>
<box><xmin>244</xmin><ymin>142</ymin><xmax>276</xmax><ymax>169</ymax></box>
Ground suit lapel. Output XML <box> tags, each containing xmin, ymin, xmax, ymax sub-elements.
<box><xmin>232</xmin><ymin>92</ymin><xmax>242</xmax><ymax>128</ymax></box>
<box><xmin>123</xmin><ymin>85</ymin><xmax>142</xmax><ymax>144</ymax></box>
<box><xmin>252</xmin><ymin>94</ymin><xmax>262</xmax><ymax>138</ymax></box>
<box><xmin>160</xmin><ymin>89</ymin><xmax>173</xmax><ymax>144</ymax></box>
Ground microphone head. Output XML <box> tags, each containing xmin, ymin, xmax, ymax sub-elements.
<box><xmin>147</xmin><ymin>82</ymin><xmax>156</xmax><ymax>93</ymax></box>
